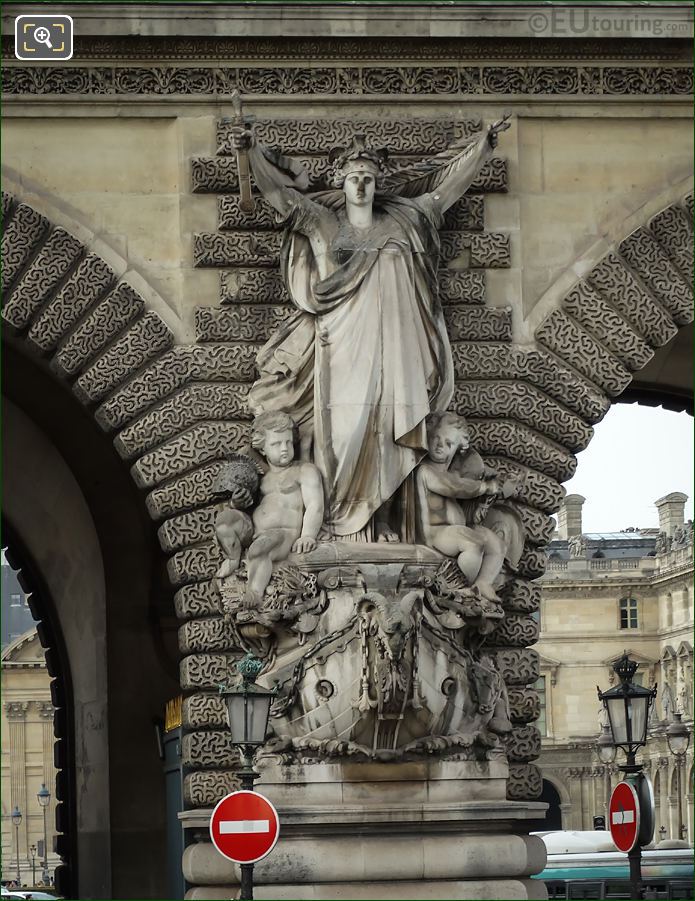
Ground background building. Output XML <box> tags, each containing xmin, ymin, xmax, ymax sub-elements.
<box><xmin>536</xmin><ymin>492</ymin><xmax>694</xmax><ymax>841</ymax></box>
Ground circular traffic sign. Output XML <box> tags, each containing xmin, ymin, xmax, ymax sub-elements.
<box><xmin>210</xmin><ymin>790</ymin><xmax>280</xmax><ymax>864</ymax></box>
<box><xmin>609</xmin><ymin>780</ymin><xmax>640</xmax><ymax>852</ymax></box>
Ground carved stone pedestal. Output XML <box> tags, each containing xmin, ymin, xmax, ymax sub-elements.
<box><xmin>181</xmin><ymin>761</ymin><xmax>547</xmax><ymax>899</ymax></box>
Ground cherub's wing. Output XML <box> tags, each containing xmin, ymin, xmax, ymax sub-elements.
<box><xmin>381</xmin><ymin>132</ymin><xmax>483</xmax><ymax>198</ymax></box>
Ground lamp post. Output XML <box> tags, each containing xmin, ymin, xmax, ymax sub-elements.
<box><xmin>220</xmin><ymin>653</ymin><xmax>274</xmax><ymax>901</ymax></box>
<box><xmin>37</xmin><ymin>783</ymin><xmax>50</xmax><ymax>884</ymax></box>
<box><xmin>29</xmin><ymin>844</ymin><xmax>37</xmax><ymax>886</ymax></box>
<box><xmin>598</xmin><ymin>654</ymin><xmax>657</xmax><ymax>900</ymax></box>
<box><xmin>666</xmin><ymin>712</ymin><xmax>691</xmax><ymax>843</ymax></box>
<box><xmin>11</xmin><ymin>806</ymin><xmax>22</xmax><ymax>885</ymax></box>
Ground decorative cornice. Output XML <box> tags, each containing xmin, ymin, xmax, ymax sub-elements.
<box><xmin>2</xmin><ymin>64</ymin><xmax>692</xmax><ymax>98</ymax></box>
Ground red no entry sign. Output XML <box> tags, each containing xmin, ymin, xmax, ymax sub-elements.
<box><xmin>210</xmin><ymin>790</ymin><xmax>280</xmax><ymax>864</ymax></box>
<box><xmin>609</xmin><ymin>780</ymin><xmax>640</xmax><ymax>852</ymax></box>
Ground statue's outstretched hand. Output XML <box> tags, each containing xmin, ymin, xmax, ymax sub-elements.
<box><xmin>487</xmin><ymin>112</ymin><xmax>512</xmax><ymax>149</ymax></box>
<box><xmin>230</xmin><ymin>124</ymin><xmax>255</xmax><ymax>151</ymax></box>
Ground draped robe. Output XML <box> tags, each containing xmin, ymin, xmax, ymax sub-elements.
<box><xmin>248</xmin><ymin>190</ymin><xmax>455</xmax><ymax>538</ymax></box>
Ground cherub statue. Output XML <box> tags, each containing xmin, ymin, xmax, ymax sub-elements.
<box><xmin>415</xmin><ymin>411</ymin><xmax>520</xmax><ymax>602</ymax></box>
<box><xmin>238</xmin><ymin>411</ymin><xmax>325</xmax><ymax>607</ymax></box>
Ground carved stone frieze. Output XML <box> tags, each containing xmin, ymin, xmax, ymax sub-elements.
<box><xmin>445</xmin><ymin>309</ymin><xmax>512</xmax><ymax>343</ymax></box>
<box><xmin>195</xmin><ymin>306</ymin><xmax>290</xmax><ymax>343</ymax></box>
<box><xmin>504</xmin><ymin>724</ymin><xmax>541</xmax><ymax>762</ymax></box>
<box><xmin>452</xmin><ymin>381</ymin><xmax>592</xmax><ymax>452</ymax></box>
<box><xmin>491</xmin><ymin>648</ymin><xmax>539</xmax><ymax>685</ymax></box>
<box><xmin>1</xmin><ymin>203</ymin><xmax>50</xmax><ymax>296</ymax></box>
<box><xmin>562</xmin><ymin>281</ymin><xmax>654</xmax><ymax>372</ymax></box>
<box><xmin>619</xmin><ymin>228</ymin><xmax>693</xmax><ymax>327</ymax></box>
<box><xmin>467</xmin><ymin>420</ymin><xmax>576</xmax><ymax>482</ymax></box>
<box><xmin>182</xmin><ymin>730</ymin><xmax>237</xmax><ymax>769</ymax></box>
<box><xmin>116</xmin><ymin>384</ymin><xmax>251</xmax><ymax>459</ymax></box>
<box><xmin>587</xmin><ymin>252</ymin><xmax>678</xmax><ymax>348</ymax></box>
<box><xmin>648</xmin><ymin>205</ymin><xmax>693</xmax><ymax>283</ymax></box>
<box><xmin>4</xmin><ymin>64</ymin><xmax>691</xmax><ymax>97</ymax></box>
<box><xmin>27</xmin><ymin>254</ymin><xmax>116</xmax><ymax>352</ymax></box>
<box><xmin>132</xmin><ymin>421</ymin><xmax>252</xmax><ymax>489</ymax></box>
<box><xmin>184</xmin><ymin>771</ymin><xmax>239</xmax><ymax>807</ymax></box>
<box><xmin>180</xmin><ymin>652</ymin><xmax>240</xmax><ymax>691</ymax></box>
<box><xmin>508</xmin><ymin>688</ymin><xmax>540</xmax><ymax>724</ymax></box>
<box><xmin>96</xmin><ymin>345</ymin><xmax>259</xmax><ymax>432</ymax></box>
<box><xmin>52</xmin><ymin>283</ymin><xmax>145</xmax><ymax>377</ymax></box>
<box><xmin>507</xmin><ymin>763</ymin><xmax>543</xmax><ymax>800</ymax></box>
<box><xmin>74</xmin><ymin>311</ymin><xmax>174</xmax><ymax>404</ymax></box>
<box><xmin>535</xmin><ymin>310</ymin><xmax>632</xmax><ymax>396</ymax></box>
<box><xmin>4</xmin><ymin>701</ymin><xmax>29</xmax><ymax>719</ymax></box>
<box><xmin>3</xmin><ymin>227</ymin><xmax>84</xmax><ymax>329</ymax></box>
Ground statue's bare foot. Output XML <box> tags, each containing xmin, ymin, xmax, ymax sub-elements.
<box><xmin>216</xmin><ymin>557</ymin><xmax>240</xmax><ymax>579</ymax></box>
<box><xmin>474</xmin><ymin>581</ymin><xmax>501</xmax><ymax>603</ymax></box>
<box><xmin>376</xmin><ymin>521</ymin><xmax>400</xmax><ymax>543</ymax></box>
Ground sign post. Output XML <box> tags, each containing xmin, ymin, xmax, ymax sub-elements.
<box><xmin>609</xmin><ymin>780</ymin><xmax>642</xmax><ymax>898</ymax></box>
<box><xmin>210</xmin><ymin>790</ymin><xmax>280</xmax><ymax>901</ymax></box>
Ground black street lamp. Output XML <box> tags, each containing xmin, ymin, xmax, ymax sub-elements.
<box><xmin>37</xmin><ymin>783</ymin><xmax>51</xmax><ymax>884</ymax></box>
<box><xmin>11</xmin><ymin>806</ymin><xmax>22</xmax><ymax>884</ymax></box>
<box><xmin>220</xmin><ymin>652</ymin><xmax>274</xmax><ymax>901</ymax></box>
<box><xmin>30</xmin><ymin>844</ymin><xmax>37</xmax><ymax>886</ymax></box>
<box><xmin>666</xmin><ymin>712</ymin><xmax>691</xmax><ymax>842</ymax></box>
<box><xmin>598</xmin><ymin>654</ymin><xmax>657</xmax><ymax>900</ymax></box>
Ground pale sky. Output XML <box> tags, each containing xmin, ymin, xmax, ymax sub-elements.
<box><xmin>562</xmin><ymin>404</ymin><xmax>694</xmax><ymax>534</ymax></box>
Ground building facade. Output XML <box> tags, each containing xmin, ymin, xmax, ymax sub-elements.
<box><xmin>536</xmin><ymin>492</ymin><xmax>694</xmax><ymax>842</ymax></box>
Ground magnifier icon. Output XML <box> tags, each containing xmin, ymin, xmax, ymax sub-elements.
<box><xmin>33</xmin><ymin>25</ymin><xmax>53</xmax><ymax>49</ymax></box>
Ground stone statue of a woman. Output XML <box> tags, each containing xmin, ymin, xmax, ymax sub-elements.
<box><xmin>232</xmin><ymin>115</ymin><xmax>510</xmax><ymax>542</ymax></box>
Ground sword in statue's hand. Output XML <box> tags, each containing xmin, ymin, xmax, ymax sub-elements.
<box><xmin>227</xmin><ymin>90</ymin><xmax>256</xmax><ymax>214</ymax></box>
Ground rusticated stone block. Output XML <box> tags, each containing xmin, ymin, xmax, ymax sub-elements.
<box><xmin>168</xmin><ymin>543</ymin><xmax>223</xmax><ymax>588</ymax></box>
<box><xmin>648</xmin><ymin>203</ymin><xmax>693</xmax><ymax>284</ymax></box>
<box><xmin>504</xmin><ymin>725</ymin><xmax>541</xmax><ymax>763</ymax></box>
<box><xmin>218</xmin><ymin>195</ymin><xmax>281</xmax><ymax>231</ymax></box>
<box><xmin>159</xmin><ymin>507</ymin><xmax>218</xmax><ymax>554</ymax></box>
<box><xmin>174</xmin><ymin>581</ymin><xmax>220</xmax><ymax>620</ymax></box>
<box><xmin>3</xmin><ymin>227</ymin><xmax>83</xmax><ymax>329</ymax></box>
<box><xmin>179</xmin><ymin>616</ymin><xmax>233</xmax><ymax>654</ymax></box>
<box><xmin>452</xmin><ymin>381</ymin><xmax>592</xmax><ymax>452</ymax></box>
<box><xmin>508</xmin><ymin>688</ymin><xmax>540</xmax><ymax>725</ymax></box>
<box><xmin>116</xmin><ymin>383</ymin><xmax>251</xmax><ymax>460</ymax></box>
<box><xmin>563</xmin><ymin>282</ymin><xmax>653</xmax><ymax>372</ymax></box>
<box><xmin>96</xmin><ymin>345</ymin><xmax>259</xmax><ymax>431</ymax></box>
<box><xmin>195</xmin><ymin>305</ymin><xmax>290</xmax><ymax>343</ymax></box>
<box><xmin>491</xmin><ymin>648</ymin><xmax>539</xmax><ymax>685</ymax></box>
<box><xmin>619</xmin><ymin>227</ymin><xmax>693</xmax><ymax>327</ymax></box>
<box><xmin>132</xmin><ymin>421</ymin><xmax>251</xmax><ymax>489</ymax></box>
<box><xmin>505</xmin><ymin>505</ymin><xmax>554</xmax><ymax>548</ymax></box>
<box><xmin>147</xmin><ymin>462</ymin><xmax>229</xmax><ymax>520</ymax></box>
<box><xmin>516</xmin><ymin>348</ymin><xmax>609</xmax><ymax>424</ymax></box>
<box><xmin>535</xmin><ymin>310</ymin><xmax>631</xmax><ymax>396</ymax></box>
<box><xmin>507</xmin><ymin>763</ymin><xmax>543</xmax><ymax>801</ymax></box>
<box><xmin>440</xmin><ymin>232</ymin><xmax>509</xmax><ymax>267</ymax></box>
<box><xmin>467</xmin><ymin>420</ymin><xmax>576</xmax><ymax>483</ymax></box>
<box><xmin>1</xmin><ymin>191</ymin><xmax>14</xmax><ymax>223</ymax></box>
<box><xmin>52</xmin><ymin>282</ymin><xmax>145</xmax><ymax>377</ymax></box>
<box><xmin>500</xmin><ymin>579</ymin><xmax>541</xmax><ymax>615</ymax></box>
<box><xmin>184</xmin><ymin>771</ymin><xmax>239</xmax><ymax>807</ymax></box>
<box><xmin>193</xmin><ymin>231</ymin><xmax>282</xmax><ymax>268</ymax></box>
<box><xmin>493</xmin><ymin>613</ymin><xmax>540</xmax><ymax>647</ymax></box>
<box><xmin>442</xmin><ymin>195</ymin><xmax>485</xmax><ymax>232</ymax></box>
<box><xmin>483</xmin><ymin>457</ymin><xmax>564</xmax><ymax>514</ymax></box>
<box><xmin>180</xmin><ymin>652</ymin><xmax>238</xmax><ymax>690</ymax></box>
<box><xmin>74</xmin><ymin>312</ymin><xmax>174</xmax><ymax>404</ymax></box>
<box><xmin>587</xmin><ymin>252</ymin><xmax>677</xmax><ymax>348</ymax></box>
<box><xmin>445</xmin><ymin>308</ymin><xmax>512</xmax><ymax>343</ymax></box>
<box><xmin>517</xmin><ymin>547</ymin><xmax>547</xmax><ymax>580</ymax></box>
<box><xmin>183</xmin><ymin>693</ymin><xmax>228</xmax><ymax>729</ymax></box>
<box><xmin>1</xmin><ymin>203</ymin><xmax>49</xmax><ymax>295</ymax></box>
<box><xmin>27</xmin><ymin>254</ymin><xmax>116</xmax><ymax>351</ymax></box>
<box><xmin>220</xmin><ymin>269</ymin><xmax>288</xmax><ymax>305</ymax></box>
<box><xmin>183</xmin><ymin>730</ymin><xmax>237</xmax><ymax>769</ymax></box>
<box><xmin>438</xmin><ymin>271</ymin><xmax>485</xmax><ymax>305</ymax></box>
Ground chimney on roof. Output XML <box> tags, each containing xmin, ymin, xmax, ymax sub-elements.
<box><xmin>654</xmin><ymin>492</ymin><xmax>688</xmax><ymax>537</ymax></box>
<box><xmin>557</xmin><ymin>494</ymin><xmax>585</xmax><ymax>540</ymax></box>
